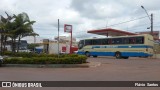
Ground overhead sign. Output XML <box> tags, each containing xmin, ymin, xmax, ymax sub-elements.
<box><xmin>64</xmin><ymin>24</ymin><xmax>72</xmax><ymax>33</ymax></box>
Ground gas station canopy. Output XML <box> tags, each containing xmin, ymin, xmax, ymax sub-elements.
<box><xmin>87</xmin><ymin>28</ymin><xmax>138</xmax><ymax>37</ymax></box>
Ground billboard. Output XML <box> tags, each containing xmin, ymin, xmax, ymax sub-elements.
<box><xmin>64</xmin><ymin>24</ymin><xmax>72</xmax><ymax>33</ymax></box>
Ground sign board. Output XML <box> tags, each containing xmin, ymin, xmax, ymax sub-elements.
<box><xmin>64</xmin><ymin>24</ymin><xmax>72</xmax><ymax>33</ymax></box>
<box><xmin>62</xmin><ymin>46</ymin><xmax>66</xmax><ymax>52</ymax></box>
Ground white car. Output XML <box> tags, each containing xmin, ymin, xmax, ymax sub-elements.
<box><xmin>16</xmin><ymin>49</ymin><xmax>32</xmax><ymax>53</ymax></box>
<box><xmin>73</xmin><ymin>51</ymin><xmax>78</xmax><ymax>54</ymax></box>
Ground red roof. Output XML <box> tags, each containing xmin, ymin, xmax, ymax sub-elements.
<box><xmin>87</xmin><ymin>28</ymin><xmax>138</xmax><ymax>36</ymax></box>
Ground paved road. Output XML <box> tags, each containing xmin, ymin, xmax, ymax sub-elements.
<box><xmin>0</xmin><ymin>57</ymin><xmax>160</xmax><ymax>90</ymax></box>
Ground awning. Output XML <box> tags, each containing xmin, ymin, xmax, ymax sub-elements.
<box><xmin>87</xmin><ymin>28</ymin><xmax>138</xmax><ymax>36</ymax></box>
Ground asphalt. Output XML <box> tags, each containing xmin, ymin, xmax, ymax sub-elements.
<box><xmin>1</xmin><ymin>62</ymin><xmax>101</xmax><ymax>68</ymax></box>
<box><xmin>0</xmin><ymin>57</ymin><xmax>160</xmax><ymax>90</ymax></box>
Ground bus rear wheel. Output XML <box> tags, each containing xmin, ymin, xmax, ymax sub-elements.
<box><xmin>123</xmin><ymin>57</ymin><xmax>129</xmax><ymax>59</ymax></box>
<box><xmin>115</xmin><ymin>52</ymin><xmax>121</xmax><ymax>59</ymax></box>
<box><xmin>85</xmin><ymin>52</ymin><xmax>90</xmax><ymax>57</ymax></box>
<box><xmin>93</xmin><ymin>55</ymin><xmax>97</xmax><ymax>58</ymax></box>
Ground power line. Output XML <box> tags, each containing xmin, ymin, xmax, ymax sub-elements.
<box><xmin>33</xmin><ymin>21</ymin><xmax>160</xmax><ymax>29</ymax></box>
<box><xmin>107</xmin><ymin>16</ymin><xmax>148</xmax><ymax>27</ymax></box>
<box><xmin>125</xmin><ymin>22</ymin><xmax>160</xmax><ymax>31</ymax></box>
<box><xmin>32</xmin><ymin>16</ymin><xmax>160</xmax><ymax>38</ymax></box>
<box><xmin>125</xmin><ymin>24</ymin><xmax>150</xmax><ymax>30</ymax></box>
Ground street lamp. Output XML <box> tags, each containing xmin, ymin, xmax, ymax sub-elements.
<box><xmin>141</xmin><ymin>5</ymin><xmax>153</xmax><ymax>36</ymax></box>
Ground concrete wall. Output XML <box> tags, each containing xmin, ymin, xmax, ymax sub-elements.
<box><xmin>49</xmin><ymin>43</ymin><xmax>70</xmax><ymax>54</ymax></box>
<box><xmin>154</xmin><ymin>44</ymin><xmax>160</xmax><ymax>54</ymax></box>
<box><xmin>153</xmin><ymin>54</ymin><xmax>160</xmax><ymax>59</ymax></box>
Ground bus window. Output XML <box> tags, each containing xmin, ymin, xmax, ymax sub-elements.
<box><xmin>129</xmin><ymin>37</ymin><xmax>135</xmax><ymax>44</ymax></box>
<box><xmin>108</xmin><ymin>39</ymin><xmax>112</xmax><ymax>44</ymax></box>
<box><xmin>112</xmin><ymin>38</ymin><xmax>122</xmax><ymax>44</ymax></box>
<box><xmin>136</xmin><ymin>37</ymin><xmax>144</xmax><ymax>44</ymax></box>
<box><xmin>92</xmin><ymin>39</ymin><xmax>102</xmax><ymax>45</ymax></box>
<box><xmin>102</xmin><ymin>39</ymin><xmax>108</xmax><ymax>45</ymax></box>
<box><xmin>112</xmin><ymin>39</ymin><xmax>115</xmax><ymax>44</ymax></box>
<box><xmin>85</xmin><ymin>40</ymin><xmax>92</xmax><ymax>45</ymax></box>
<box><xmin>123</xmin><ymin>38</ymin><xmax>129</xmax><ymax>44</ymax></box>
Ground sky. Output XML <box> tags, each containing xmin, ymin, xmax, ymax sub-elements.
<box><xmin>0</xmin><ymin>0</ymin><xmax>160</xmax><ymax>41</ymax></box>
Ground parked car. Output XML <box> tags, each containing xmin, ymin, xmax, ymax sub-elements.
<box><xmin>0</xmin><ymin>55</ymin><xmax>4</xmax><ymax>67</ymax></box>
<box><xmin>73</xmin><ymin>51</ymin><xmax>78</xmax><ymax>54</ymax></box>
<box><xmin>16</xmin><ymin>49</ymin><xmax>32</xmax><ymax>53</ymax></box>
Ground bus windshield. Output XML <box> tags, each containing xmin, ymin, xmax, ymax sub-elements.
<box><xmin>78</xmin><ymin>40</ymin><xmax>84</xmax><ymax>49</ymax></box>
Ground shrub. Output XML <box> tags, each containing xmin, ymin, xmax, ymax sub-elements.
<box><xmin>3</xmin><ymin>51</ymin><xmax>13</xmax><ymax>56</ymax></box>
<box><xmin>3</xmin><ymin>51</ymin><xmax>79</xmax><ymax>58</ymax></box>
<box><xmin>3</xmin><ymin>51</ymin><xmax>37</xmax><ymax>57</ymax></box>
<box><xmin>3</xmin><ymin>55</ymin><xmax>87</xmax><ymax>64</ymax></box>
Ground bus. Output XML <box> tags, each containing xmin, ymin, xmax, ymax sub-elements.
<box><xmin>77</xmin><ymin>34</ymin><xmax>154</xmax><ymax>59</ymax></box>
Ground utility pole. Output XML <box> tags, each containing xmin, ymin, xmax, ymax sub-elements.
<box><xmin>141</xmin><ymin>6</ymin><xmax>154</xmax><ymax>36</ymax></box>
<box><xmin>70</xmin><ymin>26</ymin><xmax>72</xmax><ymax>54</ymax></box>
<box><xmin>151</xmin><ymin>13</ymin><xmax>153</xmax><ymax>36</ymax></box>
<box><xmin>58</xmin><ymin>19</ymin><xmax>60</xmax><ymax>58</ymax></box>
<box><xmin>34</xmin><ymin>36</ymin><xmax>36</xmax><ymax>53</ymax></box>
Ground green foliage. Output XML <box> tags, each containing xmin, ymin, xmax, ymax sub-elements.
<box><xmin>0</xmin><ymin>12</ymin><xmax>38</xmax><ymax>53</ymax></box>
<box><xmin>3</xmin><ymin>51</ymin><xmax>87</xmax><ymax>64</ymax></box>
<box><xmin>28</xmin><ymin>44</ymin><xmax>40</xmax><ymax>50</ymax></box>
<box><xmin>3</xmin><ymin>51</ymin><xmax>79</xmax><ymax>58</ymax></box>
<box><xmin>3</xmin><ymin>51</ymin><xmax>37</xmax><ymax>57</ymax></box>
<box><xmin>3</xmin><ymin>55</ymin><xmax>87</xmax><ymax>64</ymax></box>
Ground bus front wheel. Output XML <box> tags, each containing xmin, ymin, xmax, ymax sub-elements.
<box><xmin>85</xmin><ymin>52</ymin><xmax>90</xmax><ymax>57</ymax></box>
<box><xmin>115</xmin><ymin>52</ymin><xmax>121</xmax><ymax>59</ymax></box>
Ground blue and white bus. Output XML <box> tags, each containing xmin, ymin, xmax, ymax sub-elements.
<box><xmin>77</xmin><ymin>34</ymin><xmax>154</xmax><ymax>59</ymax></box>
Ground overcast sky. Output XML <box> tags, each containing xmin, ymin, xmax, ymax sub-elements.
<box><xmin>1</xmin><ymin>0</ymin><xmax>160</xmax><ymax>40</ymax></box>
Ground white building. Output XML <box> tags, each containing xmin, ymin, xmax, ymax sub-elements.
<box><xmin>54</xmin><ymin>36</ymin><xmax>76</xmax><ymax>43</ymax></box>
<box><xmin>48</xmin><ymin>42</ymin><xmax>70</xmax><ymax>54</ymax></box>
<box><xmin>47</xmin><ymin>36</ymin><xmax>78</xmax><ymax>54</ymax></box>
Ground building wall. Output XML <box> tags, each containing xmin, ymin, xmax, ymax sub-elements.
<box><xmin>48</xmin><ymin>42</ymin><xmax>70</xmax><ymax>54</ymax></box>
<box><xmin>54</xmin><ymin>36</ymin><xmax>76</xmax><ymax>43</ymax></box>
<box><xmin>154</xmin><ymin>43</ymin><xmax>160</xmax><ymax>54</ymax></box>
<box><xmin>153</xmin><ymin>54</ymin><xmax>160</xmax><ymax>59</ymax></box>
<box><xmin>45</xmin><ymin>36</ymin><xmax>78</xmax><ymax>54</ymax></box>
<box><xmin>43</xmin><ymin>39</ymin><xmax>49</xmax><ymax>53</ymax></box>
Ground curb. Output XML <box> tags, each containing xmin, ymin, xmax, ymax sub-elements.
<box><xmin>1</xmin><ymin>62</ymin><xmax>101</xmax><ymax>68</ymax></box>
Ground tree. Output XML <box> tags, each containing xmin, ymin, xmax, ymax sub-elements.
<box><xmin>28</xmin><ymin>43</ymin><xmax>40</xmax><ymax>51</ymax></box>
<box><xmin>10</xmin><ymin>12</ymin><xmax>39</xmax><ymax>52</ymax></box>
<box><xmin>0</xmin><ymin>12</ymin><xmax>14</xmax><ymax>54</ymax></box>
<box><xmin>13</xmin><ymin>13</ymin><xmax>36</xmax><ymax>52</ymax></box>
<box><xmin>0</xmin><ymin>12</ymin><xmax>38</xmax><ymax>53</ymax></box>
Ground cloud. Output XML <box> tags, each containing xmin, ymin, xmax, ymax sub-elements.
<box><xmin>71</xmin><ymin>0</ymin><xmax>123</xmax><ymax>19</ymax></box>
<box><xmin>0</xmin><ymin>0</ymin><xmax>160</xmax><ymax>40</ymax></box>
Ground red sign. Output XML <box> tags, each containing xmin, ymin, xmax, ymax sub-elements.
<box><xmin>64</xmin><ymin>24</ymin><xmax>72</xmax><ymax>33</ymax></box>
<box><xmin>64</xmin><ymin>24</ymin><xmax>73</xmax><ymax>54</ymax></box>
<box><xmin>62</xmin><ymin>46</ymin><xmax>66</xmax><ymax>52</ymax></box>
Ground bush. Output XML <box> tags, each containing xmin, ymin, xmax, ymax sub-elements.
<box><xmin>3</xmin><ymin>51</ymin><xmax>79</xmax><ymax>58</ymax></box>
<box><xmin>3</xmin><ymin>51</ymin><xmax>13</xmax><ymax>56</ymax></box>
<box><xmin>3</xmin><ymin>55</ymin><xmax>87</xmax><ymax>64</ymax></box>
<box><xmin>3</xmin><ymin>51</ymin><xmax>37</xmax><ymax>57</ymax></box>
